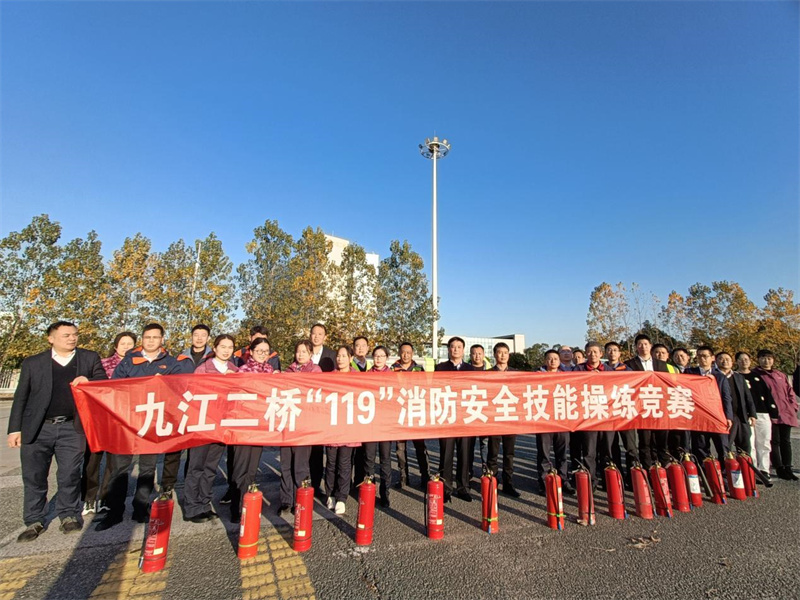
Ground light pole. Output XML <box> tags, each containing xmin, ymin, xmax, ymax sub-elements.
<box><xmin>419</xmin><ymin>136</ymin><xmax>450</xmax><ymax>363</ymax></box>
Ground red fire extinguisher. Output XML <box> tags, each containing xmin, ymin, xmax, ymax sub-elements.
<box><xmin>649</xmin><ymin>462</ymin><xmax>673</xmax><ymax>518</ymax></box>
<box><xmin>480</xmin><ymin>467</ymin><xmax>499</xmax><ymax>533</ymax></box>
<box><xmin>355</xmin><ymin>476</ymin><xmax>376</xmax><ymax>546</ymax></box>
<box><xmin>703</xmin><ymin>457</ymin><xmax>727</xmax><ymax>505</ymax></box>
<box><xmin>425</xmin><ymin>474</ymin><xmax>444</xmax><ymax>540</ymax></box>
<box><xmin>682</xmin><ymin>453</ymin><xmax>704</xmax><ymax>508</ymax></box>
<box><xmin>140</xmin><ymin>492</ymin><xmax>174</xmax><ymax>573</ymax></box>
<box><xmin>573</xmin><ymin>464</ymin><xmax>595</xmax><ymax>526</ymax></box>
<box><xmin>544</xmin><ymin>469</ymin><xmax>564</xmax><ymax>530</ymax></box>
<box><xmin>238</xmin><ymin>484</ymin><xmax>263</xmax><ymax>560</ymax></box>
<box><xmin>604</xmin><ymin>464</ymin><xmax>627</xmax><ymax>520</ymax></box>
<box><xmin>630</xmin><ymin>463</ymin><xmax>654</xmax><ymax>520</ymax></box>
<box><xmin>293</xmin><ymin>478</ymin><xmax>314</xmax><ymax>552</ymax></box>
<box><xmin>737</xmin><ymin>451</ymin><xmax>759</xmax><ymax>498</ymax></box>
<box><xmin>725</xmin><ymin>453</ymin><xmax>747</xmax><ymax>501</ymax></box>
<box><xmin>666</xmin><ymin>460</ymin><xmax>690</xmax><ymax>513</ymax></box>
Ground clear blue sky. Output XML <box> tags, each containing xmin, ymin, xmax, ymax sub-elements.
<box><xmin>2</xmin><ymin>1</ymin><xmax>798</xmax><ymax>347</ymax></box>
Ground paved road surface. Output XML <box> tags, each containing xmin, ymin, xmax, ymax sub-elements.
<box><xmin>1</xmin><ymin>404</ymin><xmax>798</xmax><ymax>600</ymax></box>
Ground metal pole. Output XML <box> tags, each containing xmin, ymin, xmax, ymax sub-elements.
<box><xmin>432</xmin><ymin>149</ymin><xmax>438</xmax><ymax>362</ymax></box>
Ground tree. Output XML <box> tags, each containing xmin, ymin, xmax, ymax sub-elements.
<box><xmin>758</xmin><ymin>288</ymin><xmax>800</xmax><ymax>372</ymax></box>
<box><xmin>0</xmin><ymin>215</ymin><xmax>62</xmax><ymax>369</ymax></box>
<box><xmin>375</xmin><ymin>240</ymin><xmax>436</xmax><ymax>352</ymax></box>
<box><xmin>237</xmin><ymin>220</ymin><xmax>295</xmax><ymax>359</ymax></box>
<box><xmin>148</xmin><ymin>233</ymin><xmax>236</xmax><ymax>347</ymax></box>
<box><xmin>523</xmin><ymin>343</ymin><xmax>550</xmax><ymax>371</ymax></box>
<box><xmin>685</xmin><ymin>281</ymin><xmax>759</xmax><ymax>352</ymax></box>
<box><xmin>586</xmin><ymin>282</ymin><xmax>630</xmax><ymax>347</ymax></box>
<box><xmin>40</xmin><ymin>231</ymin><xmax>113</xmax><ymax>354</ymax></box>
<box><xmin>326</xmin><ymin>242</ymin><xmax>378</xmax><ymax>348</ymax></box>
<box><xmin>658</xmin><ymin>291</ymin><xmax>691</xmax><ymax>346</ymax></box>
<box><xmin>106</xmin><ymin>234</ymin><xmax>155</xmax><ymax>335</ymax></box>
<box><xmin>287</xmin><ymin>227</ymin><xmax>334</xmax><ymax>345</ymax></box>
<box><xmin>508</xmin><ymin>352</ymin><xmax>532</xmax><ymax>371</ymax></box>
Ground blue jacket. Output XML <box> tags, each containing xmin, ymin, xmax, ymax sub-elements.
<box><xmin>112</xmin><ymin>348</ymin><xmax>194</xmax><ymax>379</ymax></box>
<box><xmin>685</xmin><ymin>366</ymin><xmax>733</xmax><ymax>420</ymax></box>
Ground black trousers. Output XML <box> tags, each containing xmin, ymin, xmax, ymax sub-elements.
<box><xmin>438</xmin><ymin>436</ymin><xmax>474</xmax><ymax>495</ymax></box>
<box><xmin>728</xmin><ymin>417</ymin><xmax>752</xmax><ymax>454</ymax></box>
<box><xmin>396</xmin><ymin>440</ymin><xmax>431</xmax><ymax>484</ymax></box>
<box><xmin>638</xmin><ymin>429</ymin><xmax>669</xmax><ymax>467</ymax></box>
<box><xmin>771</xmin><ymin>423</ymin><xmax>794</xmax><ymax>469</ymax></box>
<box><xmin>183</xmin><ymin>443</ymin><xmax>225</xmax><ymax>519</ymax></box>
<box><xmin>363</xmin><ymin>441</ymin><xmax>392</xmax><ymax>498</ymax></box>
<box><xmin>692</xmin><ymin>431</ymin><xmax>730</xmax><ymax>462</ymax></box>
<box><xmin>486</xmin><ymin>435</ymin><xmax>516</xmax><ymax>487</ymax></box>
<box><xmin>104</xmin><ymin>453</ymin><xmax>158</xmax><ymax>518</ymax></box>
<box><xmin>280</xmin><ymin>446</ymin><xmax>311</xmax><ymax>506</ymax></box>
<box><xmin>536</xmin><ymin>432</ymin><xmax>569</xmax><ymax>486</ymax></box>
<box><xmin>161</xmin><ymin>450</ymin><xmax>182</xmax><ymax>491</ymax></box>
<box><xmin>309</xmin><ymin>445</ymin><xmax>325</xmax><ymax>491</ymax></box>
<box><xmin>325</xmin><ymin>446</ymin><xmax>353</xmax><ymax>502</ymax></box>
<box><xmin>21</xmin><ymin>422</ymin><xmax>85</xmax><ymax>526</ymax></box>
<box><xmin>229</xmin><ymin>445</ymin><xmax>263</xmax><ymax>516</ymax></box>
<box><xmin>81</xmin><ymin>449</ymin><xmax>111</xmax><ymax>505</ymax></box>
<box><xmin>569</xmin><ymin>431</ymin><xmax>598</xmax><ymax>483</ymax></box>
<box><xmin>667</xmin><ymin>430</ymin><xmax>690</xmax><ymax>459</ymax></box>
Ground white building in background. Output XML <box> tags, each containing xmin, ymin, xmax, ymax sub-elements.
<box><xmin>325</xmin><ymin>234</ymin><xmax>379</xmax><ymax>269</ymax></box>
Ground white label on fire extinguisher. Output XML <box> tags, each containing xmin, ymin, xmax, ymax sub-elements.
<box><xmin>435</xmin><ymin>519</ymin><xmax>442</xmax><ymax>525</ymax></box>
<box><xmin>239</xmin><ymin>508</ymin><xmax>246</xmax><ymax>538</ymax></box>
<box><xmin>358</xmin><ymin>523</ymin><xmax>365</xmax><ymax>529</ymax></box>
<box><xmin>688</xmin><ymin>475</ymin><xmax>701</xmax><ymax>495</ymax></box>
<box><xmin>153</xmin><ymin>548</ymin><xmax>164</xmax><ymax>555</ymax></box>
<box><xmin>732</xmin><ymin>471</ymin><xmax>744</xmax><ymax>489</ymax></box>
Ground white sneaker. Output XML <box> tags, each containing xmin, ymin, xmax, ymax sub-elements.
<box><xmin>326</xmin><ymin>496</ymin><xmax>335</xmax><ymax>510</ymax></box>
<box><xmin>82</xmin><ymin>501</ymin><xmax>95</xmax><ymax>516</ymax></box>
<box><xmin>334</xmin><ymin>501</ymin><xmax>346</xmax><ymax>515</ymax></box>
<box><xmin>96</xmin><ymin>500</ymin><xmax>110</xmax><ymax>513</ymax></box>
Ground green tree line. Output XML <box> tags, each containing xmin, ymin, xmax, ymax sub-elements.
<box><xmin>0</xmin><ymin>215</ymin><xmax>435</xmax><ymax>369</ymax></box>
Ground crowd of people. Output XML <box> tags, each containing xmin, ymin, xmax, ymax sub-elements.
<box><xmin>7</xmin><ymin>320</ymin><xmax>799</xmax><ymax>544</ymax></box>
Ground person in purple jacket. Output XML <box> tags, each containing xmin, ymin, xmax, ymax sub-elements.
<box><xmin>753</xmin><ymin>349</ymin><xmax>799</xmax><ymax>481</ymax></box>
<box><xmin>279</xmin><ymin>340</ymin><xmax>322</xmax><ymax>515</ymax></box>
<box><xmin>183</xmin><ymin>334</ymin><xmax>239</xmax><ymax>524</ymax></box>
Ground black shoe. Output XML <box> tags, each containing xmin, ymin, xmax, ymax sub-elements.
<box><xmin>220</xmin><ymin>488</ymin><xmax>233</xmax><ymax>504</ymax></box>
<box><xmin>394</xmin><ymin>476</ymin><xmax>406</xmax><ymax>490</ymax></box>
<box><xmin>59</xmin><ymin>517</ymin><xmax>82</xmax><ymax>534</ymax></box>
<box><xmin>17</xmin><ymin>522</ymin><xmax>44</xmax><ymax>542</ymax></box>
<box><xmin>562</xmin><ymin>482</ymin><xmax>576</xmax><ymax>496</ymax></box>
<box><xmin>132</xmin><ymin>511</ymin><xmax>149</xmax><ymax>524</ymax></box>
<box><xmin>184</xmin><ymin>512</ymin><xmax>212</xmax><ymax>524</ymax></box>
<box><xmin>379</xmin><ymin>495</ymin><xmax>390</xmax><ymax>508</ymax></box>
<box><xmin>454</xmin><ymin>489</ymin><xmax>473</xmax><ymax>502</ymax></box>
<box><xmin>443</xmin><ymin>492</ymin><xmax>452</xmax><ymax>503</ymax></box>
<box><xmin>786</xmin><ymin>469</ymin><xmax>799</xmax><ymax>481</ymax></box>
<box><xmin>95</xmin><ymin>514</ymin><xmax>123</xmax><ymax>531</ymax></box>
<box><xmin>535</xmin><ymin>486</ymin><xmax>546</xmax><ymax>497</ymax></box>
<box><xmin>278</xmin><ymin>504</ymin><xmax>291</xmax><ymax>516</ymax></box>
<box><xmin>502</xmin><ymin>484</ymin><xmax>521</xmax><ymax>498</ymax></box>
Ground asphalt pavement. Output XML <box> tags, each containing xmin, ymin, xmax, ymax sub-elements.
<box><xmin>1</xmin><ymin>403</ymin><xmax>798</xmax><ymax>600</ymax></box>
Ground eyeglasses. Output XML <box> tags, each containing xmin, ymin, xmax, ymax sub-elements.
<box><xmin>696</xmin><ymin>353</ymin><xmax>713</xmax><ymax>359</ymax></box>
<box><xmin>253</xmin><ymin>349</ymin><xmax>270</xmax><ymax>356</ymax></box>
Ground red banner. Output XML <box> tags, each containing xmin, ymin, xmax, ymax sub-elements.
<box><xmin>72</xmin><ymin>371</ymin><xmax>727</xmax><ymax>455</ymax></box>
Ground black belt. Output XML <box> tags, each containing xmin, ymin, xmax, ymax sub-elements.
<box><xmin>44</xmin><ymin>416</ymin><xmax>74</xmax><ymax>424</ymax></box>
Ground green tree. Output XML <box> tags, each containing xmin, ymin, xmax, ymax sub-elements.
<box><xmin>326</xmin><ymin>242</ymin><xmax>378</xmax><ymax>348</ymax></box>
<box><xmin>586</xmin><ymin>282</ymin><xmax>630</xmax><ymax>347</ymax></box>
<box><xmin>658</xmin><ymin>291</ymin><xmax>691</xmax><ymax>346</ymax></box>
<box><xmin>757</xmin><ymin>288</ymin><xmax>800</xmax><ymax>372</ymax></box>
<box><xmin>523</xmin><ymin>343</ymin><xmax>550</xmax><ymax>370</ymax></box>
<box><xmin>375</xmin><ymin>240</ymin><xmax>436</xmax><ymax>352</ymax></box>
<box><xmin>685</xmin><ymin>281</ymin><xmax>759</xmax><ymax>352</ymax></box>
<box><xmin>0</xmin><ymin>215</ymin><xmax>62</xmax><ymax>368</ymax></box>
<box><xmin>508</xmin><ymin>352</ymin><xmax>532</xmax><ymax>371</ymax></box>
<box><xmin>41</xmin><ymin>231</ymin><xmax>113</xmax><ymax>354</ymax></box>
<box><xmin>107</xmin><ymin>234</ymin><xmax>155</xmax><ymax>335</ymax></box>
<box><xmin>287</xmin><ymin>227</ymin><xmax>334</xmax><ymax>346</ymax></box>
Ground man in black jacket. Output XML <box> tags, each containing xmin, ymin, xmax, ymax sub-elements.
<box><xmin>625</xmin><ymin>334</ymin><xmax>671</xmax><ymax>467</ymax></box>
<box><xmin>715</xmin><ymin>352</ymin><xmax>757</xmax><ymax>453</ymax></box>
<box><xmin>685</xmin><ymin>346</ymin><xmax>733</xmax><ymax>461</ymax></box>
<box><xmin>7</xmin><ymin>321</ymin><xmax>106</xmax><ymax>542</ymax></box>
<box><xmin>435</xmin><ymin>337</ymin><xmax>475</xmax><ymax>502</ymax></box>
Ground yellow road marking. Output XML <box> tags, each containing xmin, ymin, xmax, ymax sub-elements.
<box><xmin>239</xmin><ymin>525</ymin><xmax>316</xmax><ymax>600</ymax></box>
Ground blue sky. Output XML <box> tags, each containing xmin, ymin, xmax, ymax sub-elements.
<box><xmin>2</xmin><ymin>1</ymin><xmax>798</xmax><ymax>347</ymax></box>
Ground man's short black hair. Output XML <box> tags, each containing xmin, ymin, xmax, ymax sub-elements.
<box><xmin>696</xmin><ymin>345</ymin><xmax>715</xmax><ymax>356</ymax></box>
<box><xmin>715</xmin><ymin>351</ymin><xmax>732</xmax><ymax>362</ymax></box>
<box><xmin>250</xmin><ymin>325</ymin><xmax>268</xmax><ymax>337</ymax></box>
<box><xmin>191</xmin><ymin>324</ymin><xmax>210</xmax><ymax>334</ymax></box>
<box><xmin>756</xmin><ymin>349</ymin><xmax>774</xmax><ymax>359</ymax></box>
<box><xmin>734</xmin><ymin>351</ymin><xmax>750</xmax><ymax>361</ymax></box>
<box><xmin>673</xmin><ymin>347</ymin><xmax>689</xmax><ymax>356</ymax></box>
<box><xmin>634</xmin><ymin>333</ymin><xmax>651</xmax><ymax>345</ymax></box>
<box><xmin>604</xmin><ymin>341</ymin><xmax>621</xmax><ymax>351</ymax></box>
<box><xmin>47</xmin><ymin>321</ymin><xmax>76</xmax><ymax>335</ymax></box>
<box><xmin>399</xmin><ymin>341</ymin><xmax>414</xmax><ymax>353</ymax></box>
<box><xmin>493</xmin><ymin>342</ymin><xmax>509</xmax><ymax>354</ymax></box>
<box><xmin>310</xmin><ymin>323</ymin><xmax>327</xmax><ymax>335</ymax></box>
<box><xmin>448</xmin><ymin>336</ymin><xmax>466</xmax><ymax>349</ymax></box>
<box><xmin>584</xmin><ymin>341</ymin><xmax>602</xmax><ymax>353</ymax></box>
<box><xmin>545</xmin><ymin>349</ymin><xmax>560</xmax><ymax>358</ymax></box>
<box><xmin>651</xmin><ymin>343</ymin><xmax>669</xmax><ymax>353</ymax></box>
<box><xmin>353</xmin><ymin>336</ymin><xmax>368</xmax><ymax>346</ymax></box>
<box><xmin>142</xmin><ymin>323</ymin><xmax>165</xmax><ymax>336</ymax></box>
<box><xmin>470</xmin><ymin>344</ymin><xmax>484</xmax><ymax>352</ymax></box>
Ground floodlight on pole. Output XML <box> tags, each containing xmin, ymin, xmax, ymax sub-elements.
<box><xmin>419</xmin><ymin>136</ymin><xmax>450</xmax><ymax>363</ymax></box>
